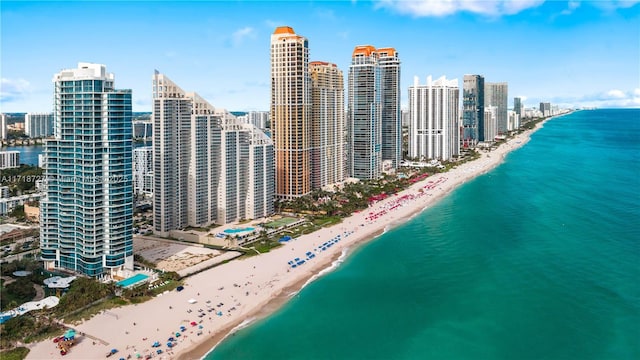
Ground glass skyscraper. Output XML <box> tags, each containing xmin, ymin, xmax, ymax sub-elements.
<box><xmin>462</xmin><ymin>74</ymin><xmax>485</xmax><ymax>146</ymax></box>
<box><xmin>41</xmin><ymin>63</ymin><xmax>133</xmax><ymax>277</ymax></box>
<box><xmin>348</xmin><ymin>45</ymin><xmax>382</xmax><ymax>180</ymax></box>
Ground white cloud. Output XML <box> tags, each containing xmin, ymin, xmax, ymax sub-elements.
<box><xmin>606</xmin><ymin>89</ymin><xmax>626</xmax><ymax>99</ymax></box>
<box><xmin>231</xmin><ymin>27</ymin><xmax>255</xmax><ymax>46</ymax></box>
<box><xmin>590</xmin><ymin>0</ymin><xmax>640</xmax><ymax>10</ymax></box>
<box><xmin>374</xmin><ymin>0</ymin><xmax>545</xmax><ymax>17</ymax></box>
<box><xmin>0</xmin><ymin>78</ymin><xmax>31</xmax><ymax>103</ymax></box>
<box><xmin>550</xmin><ymin>88</ymin><xmax>640</xmax><ymax>108</ymax></box>
<box><xmin>561</xmin><ymin>0</ymin><xmax>581</xmax><ymax>15</ymax></box>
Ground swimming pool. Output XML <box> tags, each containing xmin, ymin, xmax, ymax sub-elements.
<box><xmin>116</xmin><ymin>273</ymin><xmax>150</xmax><ymax>288</ymax></box>
<box><xmin>224</xmin><ymin>227</ymin><xmax>255</xmax><ymax>234</ymax></box>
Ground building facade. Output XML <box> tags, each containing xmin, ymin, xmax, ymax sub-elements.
<box><xmin>133</xmin><ymin>146</ymin><xmax>153</xmax><ymax>197</ymax></box>
<box><xmin>41</xmin><ymin>62</ymin><xmax>133</xmax><ymax>277</ymax></box>
<box><xmin>247</xmin><ymin>111</ymin><xmax>269</xmax><ymax>130</ymax></box>
<box><xmin>153</xmin><ymin>72</ymin><xmax>274</xmax><ymax>235</ymax></box>
<box><xmin>0</xmin><ymin>151</ymin><xmax>20</xmax><ymax>169</ymax></box>
<box><xmin>1</xmin><ymin>114</ymin><xmax>7</xmax><ymax>140</ymax></box>
<box><xmin>243</xmin><ymin>123</ymin><xmax>275</xmax><ymax>220</ymax></box>
<box><xmin>483</xmin><ymin>105</ymin><xmax>498</xmax><ymax>143</ymax></box>
<box><xmin>408</xmin><ymin>76</ymin><xmax>460</xmax><ymax>161</ymax></box>
<box><xmin>133</xmin><ymin>120</ymin><xmax>152</xmax><ymax>138</ymax></box>
<box><xmin>348</xmin><ymin>45</ymin><xmax>382</xmax><ymax>180</ymax></box>
<box><xmin>507</xmin><ymin>110</ymin><xmax>520</xmax><ymax>131</ymax></box>
<box><xmin>152</xmin><ymin>72</ymin><xmax>191</xmax><ymax>235</ymax></box>
<box><xmin>462</xmin><ymin>74</ymin><xmax>485</xmax><ymax>147</ymax></box>
<box><xmin>484</xmin><ymin>82</ymin><xmax>508</xmax><ymax>135</ymax></box>
<box><xmin>377</xmin><ymin>48</ymin><xmax>401</xmax><ymax>170</ymax></box>
<box><xmin>24</xmin><ymin>113</ymin><xmax>54</xmax><ymax>138</ymax></box>
<box><xmin>310</xmin><ymin>61</ymin><xmax>345</xmax><ymax>190</ymax></box>
<box><xmin>514</xmin><ymin>97</ymin><xmax>523</xmax><ymax>117</ymax></box>
<box><xmin>270</xmin><ymin>26</ymin><xmax>311</xmax><ymax>199</ymax></box>
<box><xmin>540</xmin><ymin>102</ymin><xmax>552</xmax><ymax>117</ymax></box>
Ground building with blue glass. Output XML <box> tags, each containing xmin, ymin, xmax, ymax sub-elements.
<box><xmin>41</xmin><ymin>62</ymin><xmax>133</xmax><ymax>277</ymax></box>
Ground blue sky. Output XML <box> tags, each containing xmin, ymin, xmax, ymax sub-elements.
<box><xmin>1</xmin><ymin>0</ymin><xmax>639</xmax><ymax>112</ymax></box>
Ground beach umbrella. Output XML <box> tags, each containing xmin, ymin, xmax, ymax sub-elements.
<box><xmin>135</xmin><ymin>353</ymin><xmax>141</xmax><ymax>358</ymax></box>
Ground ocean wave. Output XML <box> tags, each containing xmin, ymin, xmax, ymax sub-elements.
<box><xmin>288</xmin><ymin>247</ymin><xmax>351</xmax><ymax>297</ymax></box>
<box><xmin>200</xmin><ymin>317</ymin><xmax>256</xmax><ymax>359</ymax></box>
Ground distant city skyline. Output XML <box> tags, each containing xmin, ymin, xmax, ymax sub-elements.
<box><xmin>1</xmin><ymin>0</ymin><xmax>639</xmax><ymax>112</ymax></box>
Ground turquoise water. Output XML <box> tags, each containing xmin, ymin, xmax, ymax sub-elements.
<box><xmin>224</xmin><ymin>227</ymin><xmax>255</xmax><ymax>234</ymax></box>
<box><xmin>207</xmin><ymin>109</ymin><xmax>640</xmax><ymax>360</ymax></box>
<box><xmin>116</xmin><ymin>273</ymin><xmax>149</xmax><ymax>288</ymax></box>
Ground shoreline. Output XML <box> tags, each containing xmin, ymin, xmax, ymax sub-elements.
<box><xmin>25</xmin><ymin>115</ymin><xmax>563</xmax><ymax>360</ymax></box>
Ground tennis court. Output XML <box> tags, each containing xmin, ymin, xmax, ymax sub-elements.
<box><xmin>263</xmin><ymin>216</ymin><xmax>299</xmax><ymax>229</ymax></box>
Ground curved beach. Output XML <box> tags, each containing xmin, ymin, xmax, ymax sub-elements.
<box><xmin>25</xmin><ymin>118</ymin><xmax>555</xmax><ymax>360</ymax></box>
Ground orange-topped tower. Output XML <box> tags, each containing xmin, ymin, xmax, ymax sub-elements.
<box><xmin>270</xmin><ymin>26</ymin><xmax>311</xmax><ymax>199</ymax></box>
<box><xmin>347</xmin><ymin>45</ymin><xmax>401</xmax><ymax>179</ymax></box>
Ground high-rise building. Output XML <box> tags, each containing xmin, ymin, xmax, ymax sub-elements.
<box><xmin>133</xmin><ymin>120</ymin><xmax>152</xmax><ymax>138</ymax></box>
<box><xmin>484</xmin><ymin>105</ymin><xmax>498</xmax><ymax>142</ymax></box>
<box><xmin>310</xmin><ymin>61</ymin><xmax>345</xmax><ymax>189</ymax></box>
<box><xmin>514</xmin><ymin>97</ymin><xmax>523</xmax><ymax>117</ymax></box>
<box><xmin>0</xmin><ymin>151</ymin><xmax>20</xmax><ymax>169</ymax></box>
<box><xmin>462</xmin><ymin>74</ymin><xmax>485</xmax><ymax>147</ymax></box>
<box><xmin>247</xmin><ymin>111</ymin><xmax>269</xmax><ymax>130</ymax></box>
<box><xmin>152</xmin><ymin>72</ymin><xmax>191</xmax><ymax>235</ymax></box>
<box><xmin>408</xmin><ymin>75</ymin><xmax>460</xmax><ymax>161</ymax></box>
<box><xmin>270</xmin><ymin>26</ymin><xmax>311</xmax><ymax>199</ymax></box>
<box><xmin>41</xmin><ymin>62</ymin><xmax>133</xmax><ymax>277</ymax></box>
<box><xmin>484</xmin><ymin>82</ymin><xmax>508</xmax><ymax>135</ymax></box>
<box><xmin>153</xmin><ymin>72</ymin><xmax>274</xmax><ymax>235</ymax></box>
<box><xmin>401</xmin><ymin>109</ymin><xmax>410</xmax><ymax>128</ymax></box>
<box><xmin>348</xmin><ymin>45</ymin><xmax>382</xmax><ymax>180</ymax></box>
<box><xmin>0</xmin><ymin>114</ymin><xmax>7</xmax><ymax>140</ymax></box>
<box><xmin>507</xmin><ymin>110</ymin><xmax>520</xmax><ymax>131</ymax></box>
<box><xmin>377</xmin><ymin>48</ymin><xmax>401</xmax><ymax>170</ymax></box>
<box><xmin>243</xmin><ymin>123</ymin><xmax>275</xmax><ymax>221</ymax></box>
<box><xmin>540</xmin><ymin>102</ymin><xmax>551</xmax><ymax>117</ymax></box>
<box><xmin>133</xmin><ymin>146</ymin><xmax>153</xmax><ymax>197</ymax></box>
<box><xmin>24</xmin><ymin>113</ymin><xmax>54</xmax><ymax>138</ymax></box>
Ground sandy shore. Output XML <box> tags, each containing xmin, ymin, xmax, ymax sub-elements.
<box><xmin>25</xmin><ymin>118</ymin><xmax>555</xmax><ymax>360</ymax></box>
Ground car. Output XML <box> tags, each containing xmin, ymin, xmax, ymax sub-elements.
<box><xmin>176</xmin><ymin>286</ymin><xmax>184</xmax><ymax>292</ymax></box>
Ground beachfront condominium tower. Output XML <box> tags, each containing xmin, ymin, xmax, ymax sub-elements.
<box><xmin>153</xmin><ymin>72</ymin><xmax>274</xmax><ymax>235</ymax></box>
<box><xmin>24</xmin><ymin>113</ymin><xmax>54</xmax><ymax>138</ymax></box>
<box><xmin>41</xmin><ymin>62</ymin><xmax>133</xmax><ymax>277</ymax></box>
<box><xmin>484</xmin><ymin>82</ymin><xmax>508</xmax><ymax>135</ymax></box>
<box><xmin>270</xmin><ymin>26</ymin><xmax>311</xmax><ymax>199</ymax></box>
<box><xmin>484</xmin><ymin>105</ymin><xmax>498</xmax><ymax>142</ymax></box>
<box><xmin>377</xmin><ymin>48</ymin><xmax>401</xmax><ymax>170</ymax></box>
<box><xmin>152</xmin><ymin>72</ymin><xmax>192</xmax><ymax>235</ymax></box>
<box><xmin>408</xmin><ymin>75</ymin><xmax>460</xmax><ymax>161</ymax></box>
<box><xmin>540</xmin><ymin>102</ymin><xmax>551</xmax><ymax>117</ymax></box>
<box><xmin>462</xmin><ymin>74</ymin><xmax>485</xmax><ymax>147</ymax></box>
<box><xmin>310</xmin><ymin>61</ymin><xmax>345</xmax><ymax>189</ymax></box>
<box><xmin>348</xmin><ymin>45</ymin><xmax>381</xmax><ymax>180</ymax></box>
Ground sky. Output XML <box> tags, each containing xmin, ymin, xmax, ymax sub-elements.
<box><xmin>1</xmin><ymin>0</ymin><xmax>639</xmax><ymax>113</ymax></box>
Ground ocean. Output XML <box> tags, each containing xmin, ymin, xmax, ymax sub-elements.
<box><xmin>209</xmin><ymin>109</ymin><xmax>640</xmax><ymax>360</ymax></box>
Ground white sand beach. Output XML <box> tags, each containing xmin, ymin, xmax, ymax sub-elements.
<box><xmin>25</xmin><ymin>119</ymin><xmax>553</xmax><ymax>360</ymax></box>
